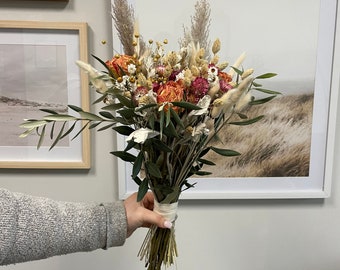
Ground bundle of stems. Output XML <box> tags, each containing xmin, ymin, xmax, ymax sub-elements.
<box><xmin>138</xmin><ymin>225</ymin><xmax>177</xmax><ymax>270</ymax></box>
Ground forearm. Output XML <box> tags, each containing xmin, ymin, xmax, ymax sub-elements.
<box><xmin>0</xmin><ymin>189</ymin><xmax>127</xmax><ymax>265</ymax></box>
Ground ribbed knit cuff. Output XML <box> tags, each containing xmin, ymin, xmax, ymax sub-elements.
<box><xmin>100</xmin><ymin>201</ymin><xmax>127</xmax><ymax>249</ymax></box>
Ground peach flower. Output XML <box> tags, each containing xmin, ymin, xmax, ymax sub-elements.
<box><xmin>106</xmin><ymin>55</ymin><xmax>136</xmax><ymax>78</ymax></box>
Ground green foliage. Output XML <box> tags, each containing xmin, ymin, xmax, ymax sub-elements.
<box><xmin>19</xmin><ymin>54</ymin><xmax>280</xmax><ymax>204</ymax></box>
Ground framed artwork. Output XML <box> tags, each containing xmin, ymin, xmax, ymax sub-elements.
<box><xmin>113</xmin><ymin>0</ymin><xmax>338</xmax><ymax>199</ymax></box>
<box><xmin>0</xmin><ymin>21</ymin><xmax>90</xmax><ymax>169</ymax></box>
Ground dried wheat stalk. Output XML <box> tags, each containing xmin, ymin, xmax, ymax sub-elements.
<box><xmin>179</xmin><ymin>0</ymin><xmax>211</xmax><ymax>52</ymax></box>
<box><xmin>112</xmin><ymin>0</ymin><xmax>146</xmax><ymax>56</ymax></box>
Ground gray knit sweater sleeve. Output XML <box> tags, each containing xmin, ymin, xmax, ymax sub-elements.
<box><xmin>0</xmin><ymin>188</ymin><xmax>127</xmax><ymax>265</ymax></box>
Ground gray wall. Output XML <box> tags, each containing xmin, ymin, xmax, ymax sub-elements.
<box><xmin>0</xmin><ymin>1</ymin><xmax>340</xmax><ymax>269</ymax></box>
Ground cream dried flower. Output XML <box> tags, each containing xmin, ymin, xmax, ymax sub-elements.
<box><xmin>190</xmin><ymin>65</ymin><xmax>200</xmax><ymax>77</ymax></box>
<box><xmin>211</xmin><ymin>76</ymin><xmax>253</xmax><ymax>118</ymax></box>
<box><xmin>211</xmin><ymin>55</ymin><xmax>219</xmax><ymax>65</ymax></box>
<box><xmin>76</xmin><ymin>60</ymin><xmax>110</xmax><ymax>94</ymax></box>
<box><xmin>217</xmin><ymin>61</ymin><xmax>229</xmax><ymax>71</ymax></box>
<box><xmin>241</xmin><ymin>68</ymin><xmax>254</xmax><ymax>79</ymax></box>
<box><xmin>166</xmin><ymin>51</ymin><xmax>179</xmax><ymax>67</ymax></box>
<box><xmin>183</xmin><ymin>69</ymin><xmax>193</xmax><ymax>87</ymax></box>
<box><xmin>234</xmin><ymin>92</ymin><xmax>253</xmax><ymax>112</ymax></box>
<box><xmin>212</xmin><ymin>38</ymin><xmax>221</xmax><ymax>54</ymax></box>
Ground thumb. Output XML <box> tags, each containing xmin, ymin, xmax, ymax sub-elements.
<box><xmin>141</xmin><ymin>208</ymin><xmax>173</xmax><ymax>229</ymax></box>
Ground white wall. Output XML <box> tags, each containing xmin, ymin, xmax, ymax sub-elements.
<box><xmin>0</xmin><ymin>1</ymin><xmax>340</xmax><ymax>270</ymax></box>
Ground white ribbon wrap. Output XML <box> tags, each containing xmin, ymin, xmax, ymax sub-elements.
<box><xmin>154</xmin><ymin>200</ymin><xmax>178</xmax><ymax>222</ymax></box>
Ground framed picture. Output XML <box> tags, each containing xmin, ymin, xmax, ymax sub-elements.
<box><xmin>113</xmin><ymin>0</ymin><xmax>338</xmax><ymax>199</ymax></box>
<box><xmin>0</xmin><ymin>21</ymin><xmax>90</xmax><ymax>169</ymax></box>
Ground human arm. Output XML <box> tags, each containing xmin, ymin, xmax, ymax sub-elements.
<box><xmin>0</xmin><ymin>188</ymin><xmax>171</xmax><ymax>265</ymax></box>
<box><xmin>0</xmin><ymin>188</ymin><xmax>126</xmax><ymax>265</ymax></box>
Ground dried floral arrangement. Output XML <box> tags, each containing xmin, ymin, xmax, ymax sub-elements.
<box><xmin>20</xmin><ymin>0</ymin><xmax>279</xmax><ymax>269</ymax></box>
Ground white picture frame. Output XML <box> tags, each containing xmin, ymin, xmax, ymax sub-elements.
<box><xmin>112</xmin><ymin>0</ymin><xmax>338</xmax><ymax>199</ymax></box>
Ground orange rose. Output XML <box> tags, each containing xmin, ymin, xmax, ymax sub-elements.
<box><xmin>105</xmin><ymin>55</ymin><xmax>135</xmax><ymax>78</ymax></box>
<box><xmin>157</xmin><ymin>81</ymin><xmax>184</xmax><ymax>112</ymax></box>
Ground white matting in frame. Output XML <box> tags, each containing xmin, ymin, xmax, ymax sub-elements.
<box><xmin>0</xmin><ymin>21</ymin><xmax>90</xmax><ymax>169</ymax></box>
<box><xmin>113</xmin><ymin>0</ymin><xmax>338</xmax><ymax>199</ymax></box>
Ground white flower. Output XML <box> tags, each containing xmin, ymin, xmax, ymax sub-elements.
<box><xmin>126</xmin><ymin>128</ymin><xmax>159</xmax><ymax>144</ymax></box>
<box><xmin>128</xmin><ymin>63</ymin><xmax>137</xmax><ymax>75</ymax></box>
<box><xmin>175</xmin><ymin>71</ymin><xmax>185</xmax><ymax>81</ymax></box>
<box><xmin>115</xmin><ymin>75</ymin><xmax>136</xmax><ymax>92</ymax></box>
<box><xmin>189</xmin><ymin>95</ymin><xmax>211</xmax><ymax>116</ymax></box>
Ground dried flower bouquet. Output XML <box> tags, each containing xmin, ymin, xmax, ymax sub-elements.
<box><xmin>20</xmin><ymin>0</ymin><xmax>280</xmax><ymax>269</ymax></box>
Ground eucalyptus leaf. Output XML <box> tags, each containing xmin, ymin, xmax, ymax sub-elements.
<box><xmin>229</xmin><ymin>115</ymin><xmax>264</xmax><ymax>126</ymax></box>
<box><xmin>137</xmin><ymin>178</ymin><xmax>149</xmax><ymax>202</ymax></box>
<box><xmin>112</xmin><ymin>125</ymin><xmax>135</xmax><ymax>136</ymax></box>
<box><xmin>152</xmin><ymin>139</ymin><xmax>172</xmax><ymax>152</ymax></box>
<box><xmin>49</xmin><ymin>121</ymin><xmax>67</xmax><ymax>150</ymax></box>
<box><xmin>197</xmin><ymin>158</ymin><xmax>215</xmax><ymax>166</ymax></box>
<box><xmin>102</xmin><ymin>103</ymin><xmax>124</xmax><ymax>111</ymax></box>
<box><xmin>110</xmin><ymin>151</ymin><xmax>136</xmax><ymax>162</ymax></box>
<box><xmin>89</xmin><ymin>122</ymin><xmax>101</xmax><ymax>129</ymax></box>
<box><xmin>19</xmin><ymin>128</ymin><xmax>35</xmax><ymax>138</ymax></box>
<box><xmin>19</xmin><ymin>120</ymin><xmax>47</xmax><ymax>129</ymax></box>
<box><xmin>249</xmin><ymin>95</ymin><xmax>276</xmax><ymax>105</ymax></box>
<box><xmin>135</xmin><ymin>103</ymin><xmax>157</xmax><ymax>112</ymax></box>
<box><xmin>92</xmin><ymin>54</ymin><xmax>115</xmax><ymax>77</ymax></box>
<box><xmin>148</xmin><ymin>114</ymin><xmax>155</xmax><ymax>130</ymax></box>
<box><xmin>172</xmin><ymin>101</ymin><xmax>201</xmax><ymax>110</ymax></box>
<box><xmin>40</xmin><ymin>109</ymin><xmax>58</xmax><ymax>114</ymax></box>
<box><xmin>132</xmin><ymin>175</ymin><xmax>142</xmax><ymax>186</ymax></box>
<box><xmin>117</xmin><ymin>108</ymin><xmax>137</xmax><ymax>119</ymax></box>
<box><xmin>193</xmin><ymin>170</ymin><xmax>212</xmax><ymax>176</ymax></box>
<box><xmin>71</xmin><ymin>121</ymin><xmax>90</xmax><ymax>140</ymax></box>
<box><xmin>50</xmin><ymin>122</ymin><xmax>56</xmax><ymax>139</ymax></box>
<box><xmin>145</xmin><ymin>161</ymin><xmax>162</xmax><ymax>178</ymax></box>
<box><xmin>199</xmin><ymin>147</ymin><xmax>210</xmax><ymax>157</ymax></box>
<box><xmin>170</xmin><ymin>107</ymin><xmax>184</xmax><ymax>128</ymax></box>
<box><xmin>231</xmin><ymin>66</ymin><xmax>243</xmax><ymax>76</ymax></box>
<box><xmin>253</xmin><ymin>87</ymin><xmax>282</xmax><ymax>95</ymax></box>
<box><xmin>68</xmin><ymin>104</ymin><xmax>83</xmax><ymax>112</ymax></box>
<box><xmin>165</xmin><ymin>108</ymin><xmax>171</xmax><ymax>127</ymax></box>
<box><xmin>124</xmin><ymin>140</ymin><xmax>138</xmax><ymax>152</ymax></box>
<box><xmin>78</xmin><ymin>111</ymin><xmax>103</xmax><ymax>121</ymax></box>
<box><xmin>159</xmin><ymin>110</ymin><xmax>164</xmax><ymax>138</ymax></box>
<box><xmin>255</xmin><ymin>73</ymin><xmax>277</xmax><ymax>79</ymax></box>
<box><xmin>37</xmin><ymin>125</ymin><xmax>46</xmax><ymax>149</ymax></box>
<box><xmin>93</xmin><ymin>93</ymin><xmax>108</xmax><ymax>105</ymax></box>
<box><xmin>132</xmin><ymin>152</ymin><xmax>144</xmax><ymax>178</ymax></box>
<box><xmin>97</xmin><ymin>123</ymin><xmax>116</xmax><ymax>131</ymax></box>
<box><xmin>60</xmin><ymin>121</ymin><xmax>77</xmax><ymax>139</ymax></box>
<box><xmin>163</xmin><ymin>121</ymin><xmax>178</xmax><ymax>138</ymax></box>
<box><xmin>210</xmin><ymin>146</ymin><xmax>241</xmax><ymax>157</ymax></box>
<box><xmin>44</xmin><ymin>114</ymin><xmax>76</xmax><ymax>121</ymax></box>
<box><xmin>116</xmin><ymin>94</ymin><xmax>134</xmax><ymax>108</ymax></box>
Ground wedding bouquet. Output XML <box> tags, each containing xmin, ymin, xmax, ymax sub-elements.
<box><xmin>20</xmin><ymin>0</ymin><xmax>279</xmax><ymax>269</ymax></box>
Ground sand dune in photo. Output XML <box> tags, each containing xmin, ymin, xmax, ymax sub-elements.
<box><xmin>0</xmin><ymin>96</ymin><xmax>68</xmax><ymax>147</ymax></box>
<box><xmin>203</xmin><ymin>93</ymin><xmax>313</xmax><ymax>178</ymax></box>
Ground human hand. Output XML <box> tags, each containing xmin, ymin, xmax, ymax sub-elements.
<box><xmin>123</xmin><ymin>192</ymin><xmax>172</xmax><ymax>237</ymax></box>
